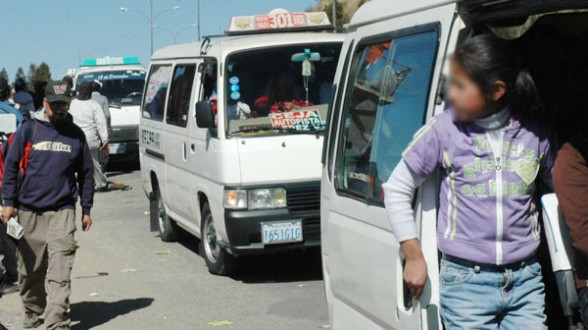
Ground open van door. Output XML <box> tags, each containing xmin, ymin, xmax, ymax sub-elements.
<box><xmin>321</xmin><ymin>1</ymin><xmax>461</xmax><ymax>329</ymax></box>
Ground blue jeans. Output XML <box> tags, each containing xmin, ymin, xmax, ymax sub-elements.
<box><xmin>440</xmin><ymin>258</ymin><xmax>547</xmax><ymax>329</ymax></box>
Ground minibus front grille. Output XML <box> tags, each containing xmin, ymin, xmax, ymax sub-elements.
<box><xmin>287</xmin><ymin>185</ymin><xmax>320</xmax><ymax>213</ymax></box>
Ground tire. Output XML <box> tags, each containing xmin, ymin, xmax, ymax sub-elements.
<box><xmin>200</xmin><ymin>203</ymin><xmax>237</xmax><ymax>276</ymax></box>
<box><xmin>154</xmin><ymin>188</ymin><xmax>179</xmax><ymax>242</ymax></box>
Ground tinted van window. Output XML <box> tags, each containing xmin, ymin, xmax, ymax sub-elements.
<box><xmin>335</xmin><ymin>30</ymin><xmax>438</xmax><ymax>203</ymax></box>
<box><xmin>166</xmin><ymin>64</ymin><xmax>197</xmax><ymax>127</ymax></box>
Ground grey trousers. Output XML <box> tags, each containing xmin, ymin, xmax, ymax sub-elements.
<box><xmin>90</xmin><ymin>147</ymin><xmax>108</xmax><ymax>189</ymax></box>
<box><xmin>18</xmin><ymin>209</ymin><xmax>76</xmax><ymax>330</ymax></box>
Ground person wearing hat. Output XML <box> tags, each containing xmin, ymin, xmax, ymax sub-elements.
<box><xmin>1</xmin><ymin>80</ymin><xmax>94</xmax><ymax>330</ymax></box>
<box><xmin>13</xmin><ymin>78</ymin><xmax>35</xmax><ymax>118</ymax></box>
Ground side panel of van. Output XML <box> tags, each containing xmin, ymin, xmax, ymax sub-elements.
<box><xmin>162</xmin><ymin>61</ymin><xmax>200</xmax><ymax>231</ymax></box>
<box><xmin>322</xmin><ymin>4</ymin><xmax>457</xmax><ymax>329</ymax></box>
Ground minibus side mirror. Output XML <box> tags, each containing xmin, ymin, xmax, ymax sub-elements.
<box><xmin>196</xmin><ymin>101</ymin><xmax>215</xmax><ymax>129</ymax></box>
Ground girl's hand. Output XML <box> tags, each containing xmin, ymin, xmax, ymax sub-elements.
<box><xmin>404</xmin><ymin>256</ymin><xmax>428</xmax><ymax>300</ymax></box>
<box><xmin>401</xmin><ymin>239</ymin><xmax>428</xmax><ymax>300</ymax></box>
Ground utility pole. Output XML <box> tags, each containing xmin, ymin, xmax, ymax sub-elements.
<box><xmin>197</xmin><ymin>0</ymin><xmax>201</xmax><ymax>40</ymax></box>
<box><xmin>121</xmin><ymin>3</ymin><xmax>179</xmax><ymax>55</ymax></box>
<box><xmin>332</xmin><ymin>0</ymin><xmax>337</xmax><ymax>30</ymax></box>
<box><xmin>150</xmin><ymin>0</ymin><xmax>154</xmax><ymax>55</ymax></box>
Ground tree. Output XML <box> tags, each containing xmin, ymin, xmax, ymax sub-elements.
<box><xmin>27</xmin><ymin>62</ymin><xmax>52</xmax><ymax>94</ymax></box>
<box><xmin>14</xmin><ymin>67</ymin><xmax>25</xmax><ymax>82</ymax></box>
<box><xmin>0</xmin><ymin>68</ymin><xmax>8</xmax><ymax>82</ymax></box>
<box><xmin>306</xmin><ymin>0</ymin><xmax>369</xmax><ymax>28</ymax></box>
<box><xmin>27</xmin><ymin>63</ymin><xmax>38</xmax><ymax>88</ymax></box>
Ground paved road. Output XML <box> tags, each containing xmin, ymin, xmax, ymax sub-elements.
<box><xmin>0</xmin><ymin>169</ymin><xmax>328</xmax><ymax>330</ymax></box>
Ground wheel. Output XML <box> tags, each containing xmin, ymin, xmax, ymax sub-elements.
<box><xmin>200</xmin><ymin>203</ymin><xmax>237</xmax><ymax>276</ymax></box>
<box><xmin>154</xmin><ymin>188</ymin><xmax>179</xmax><ymax>242</ymax></box>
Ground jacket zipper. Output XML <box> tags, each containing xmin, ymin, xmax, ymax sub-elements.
<box><xmin>486</xmin><ymin>130</ymin><xmax>505</xmax><ymax>265</ymax></box>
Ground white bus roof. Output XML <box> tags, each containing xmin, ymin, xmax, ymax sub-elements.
<box><xmin>349</xmin><ymin>0</ymin><xmax>460</xmax><ymax>28</ymax></box>
<box><xmin>151</xmin><ymin>32</ymin><xmax>344</xmax><ymax>61</ymax></box>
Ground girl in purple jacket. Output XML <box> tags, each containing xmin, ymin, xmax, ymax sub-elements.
<box><xmin>384</xmin><ymin>34</ymin><xmax>554</xmax><ymax>329</ymax></box>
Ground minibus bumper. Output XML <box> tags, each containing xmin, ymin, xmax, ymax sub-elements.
<box><xmin>220</xmin><ymin>208</ymin><xmax>321</xmax><ymax>256</ymax></box>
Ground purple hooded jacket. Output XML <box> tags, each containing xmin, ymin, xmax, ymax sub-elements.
<box><xmin>403</xmin><ymin>108</ymin><xmax>554</xmax><ymax>265</ymax></box>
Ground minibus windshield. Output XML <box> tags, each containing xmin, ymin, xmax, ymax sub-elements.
<box><xmin>76</xmin><ymin>70</ymin><xmax>146</xmax><ymax>107</ymax></box>
<box><xmin>225</xmin><ymin>43</ymin><xmax>341</xmax><ymax>137</ymax></box>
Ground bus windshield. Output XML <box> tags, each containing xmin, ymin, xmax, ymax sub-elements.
<box><xmin>225</xmin><ymin>43</ymin><xmax>341</xmax><ymax>137</ymax></box>
<box><xmin>76</xmin><ymin>70</ymin><xmax>146</xmax><ymax>107</ymax></box>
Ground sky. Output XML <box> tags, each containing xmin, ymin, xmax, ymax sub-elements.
<box><xmin>0</xmin><ymin>0</ymin><xmax>317</xmax><ymax>80</ymax></box>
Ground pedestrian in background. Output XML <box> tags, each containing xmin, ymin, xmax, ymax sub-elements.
<box><xmin>1</xmin><ymin>81</ymin><xmax>94</xmax><ymax>330</ymax></box>
<box><xmin>62</xmin><ymin>76</ymin><xmax>74</xmax><ymax>91</ymax></box>
<box><xmin>91</xmin><ymin>81</ymin><xmax>110</xmax><ymax>133</ymax></box>
<box><xmin>13</xmin><ymin>78</ymin><xmax>34</xmax><ymax>118</ymax></box>
<box><xmin>69</xmin><ymin>82</ymin><xmax>109</xmax><ymax>191</ymax></box>
<box><xmin>91</xmin><ymin>81</ymin><xmax>111</xmax><ymax>174</ymax></box>
<box><xmin>553</xmin><ymin>131</ymin><xmax>588</xmax><ymax>327</ymax></box>
<box><xmin>0</xmin><ymin>78</ymin><xmax>23</xmax><ymax>296</ymax></box>
<box><xmin>0</xmin><ymin>78</ymin><xmax>24</xmax><ymax>128</ymax></box>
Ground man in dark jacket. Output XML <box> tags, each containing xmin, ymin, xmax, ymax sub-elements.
<box><xmin>553</xmin><ymin>131</ymin><xmax>588</xmax><ymax>327</ymax></box>
<box><xmin>1</xmin><ymin>81</ymin><xmax>94</xmax><ymax>330</ymax></box>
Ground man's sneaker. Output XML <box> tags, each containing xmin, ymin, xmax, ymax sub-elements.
<box><xmin>1</xmin><ymin>281</ymin><xmax>19</xmax><ymax>295</ymax></box>
<box><xmin>23</xmin><ymin>313</ymin><xmax>42</xmax><ymax>329</ymax></box>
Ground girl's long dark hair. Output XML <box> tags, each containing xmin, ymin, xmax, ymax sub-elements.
<box><xmin>453</xmin><ymin>34</ymin><xmax>544</xmax><ymax>122</ymax></box>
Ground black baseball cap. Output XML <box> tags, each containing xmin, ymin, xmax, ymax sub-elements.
<box><xmin>45</xmin><ymin>80</ymin><xmax>74</xmax><ymax>104</ymax></box>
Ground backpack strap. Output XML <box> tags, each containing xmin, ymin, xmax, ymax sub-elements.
<box><xmin>18</xmin><ymin>119</ymin><xmax>37</xmax><ymax>175</ymax></box>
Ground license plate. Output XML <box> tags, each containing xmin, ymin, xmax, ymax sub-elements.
<box><xmin>109</xmin><ymin>143</ymin><xmax>126</xmax><ymax>154</ymax></box>
<box><xmin>261</xmin><ymin>220</ymin><xmax>303</xmax><ymax>245</ymax></box>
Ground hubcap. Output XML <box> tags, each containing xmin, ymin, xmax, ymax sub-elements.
<box><xmin>203</xmin><ymin>216</ymin><xmax>220</xmax><ymax>263</ymax></box>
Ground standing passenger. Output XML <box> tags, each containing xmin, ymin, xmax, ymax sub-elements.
<box><xmin>384</xmin><ymin>34</ymin><xmax>554</xmax><ymax>329</ymax></box>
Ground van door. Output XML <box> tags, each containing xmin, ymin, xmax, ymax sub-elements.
<box><xmin>322</xmin><ymin>4</ymin><xmax>458</xmax><ymax>330</ymax></box>
<box><xmin>163</xmin><ymin>62</ymin><xmax>198</xmax><ymax>223</ymax></box>
<box><xmin>186</xmin><ymin>59</ymin><xmax>221</xmax><ymax>236</ymax></box>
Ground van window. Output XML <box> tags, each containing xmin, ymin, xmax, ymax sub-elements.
<box><xmin>199</xmin><ymin>61</ymin><xmax>217</xmax><ymax>102</ymax></box>
<box><xmin>143</xmin><ymin>65</ymin><xmax>172</xmax><ymax>121</ymax></box>
<box><xmin>335</xmin><ymin>30</ymin><xmax>438</xmax><ymax>204</ymax></box>
<box><xmin>224</xmin><ymin>43</ymin><xmax>341</xmax><ymax>137</ymax></box>
<box><xmin>166</xmin><ymin>64</ymin><xmax>197</xmax><ymax>127</ymax></box>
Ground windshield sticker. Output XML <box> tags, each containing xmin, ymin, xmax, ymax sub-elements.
<box><xmin>230</xmin><ymin>91</ymin><xmax>241</xmax><ymax>100</ymax></box>
<box><xmin>270</xmin><ymin>109</ymin><xmax>325</xmax><ymax>131</ymax></box>
<box><xmin>229</xmin><ymin>76</ymin><xmax>240</xmax><ymax>85</ymax></box>
<box><xmin>80</xmin><ymin>71</ymin><xmax>145</xmax><ymax>82</ymax></box>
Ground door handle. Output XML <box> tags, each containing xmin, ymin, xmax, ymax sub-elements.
<box><xmin>182</xmin><ymin>142</ymin><xmax>187</xmax><ymax>161</ymax></box>
<box><xmin>402</xmin><ymin>259</ymin><xmax>413</xmax><ymax>309</ymax></box>
<box><xmin>191</xmin><ymin>143</ymin><xmax>195</xmax><ymax>152</ymax></box>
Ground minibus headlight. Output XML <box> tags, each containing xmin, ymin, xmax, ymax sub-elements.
<box><xmin>248</xmin><ymin>188</ymin><xmax>287</xmax><ymax>210</ymax></box>
<box><xmin>223</xmin><ymin>190</ymin><xmax>247</xmax><ymax>209</ymax></box>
